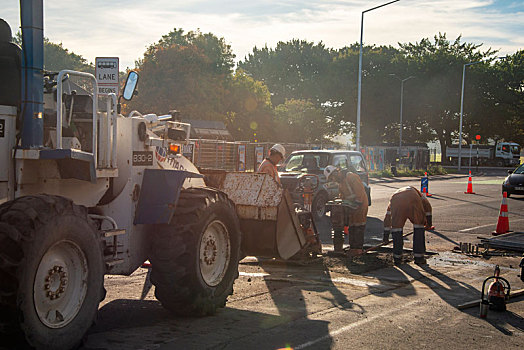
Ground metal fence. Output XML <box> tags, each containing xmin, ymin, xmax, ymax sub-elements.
<box><xmin>185</xmin><ymin>140</ymin><xmax>430</xmax><ymax>172</ymax></box>
<box><xmin>188</xmin><ymin>140</ymin><xmax>341</xmax><ymax>172</ymax></box>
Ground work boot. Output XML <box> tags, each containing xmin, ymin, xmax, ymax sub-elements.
<box><xmin>414</xmin><ymin>256</ymin><xmax>427</xmax><ymax>266</ymax></box>
<box><xmin>346</xmin><ymin>248</ymin><xmax>363</xmax><ymax>257</ymax></box>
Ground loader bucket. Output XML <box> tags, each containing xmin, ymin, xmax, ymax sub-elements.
<box><xmin>217</xmin><ymin>172</ymin><xmax>306</xmax><ymax>260</ymax></box>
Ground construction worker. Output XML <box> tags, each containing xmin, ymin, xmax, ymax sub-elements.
<box><xmin>383</xmin><ymin>186</ymin><xmax>433</xmax><ymax>265</ymax></box>
<box><xmin>258</xmin><ymin>144</ymin><xmax>285</xmax><ymax>185</ymax></box>
<box><xmin>325</xmin><ymin>165</ymin><xmax>369</xmax><ymax>256</ymax></box>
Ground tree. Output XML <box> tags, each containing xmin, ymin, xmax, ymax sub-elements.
<box><xmin>239</xmin><ymin>40</ymin><xmax>335</xmax><ymax>107</ymax></box>
<box><xmin>14</xmin><ymin>33</ymin><xmax>93</xmax><ymax>73</ymax></box>
<box><xmin>129</xmin><ymin>29</ymin><xmax>235</xmax><ymax>119</ymax></box>
<box><xmin>224</xmin><ymin>70</ymin><xmax>274</xmax><ymax>141</ymax></box>
<box><xmin>273</xmin><ymin>99</ymin><xmax>329</xmax><ymax>143</ymax></box>
<box><xmin>397</xmin><ymin>34</ymin><xmax>497</xmax><ymax>157</ymax></box>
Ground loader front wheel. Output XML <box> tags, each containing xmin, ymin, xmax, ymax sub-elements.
<box><xmin>150</xmin><ymin>188</ymin><xmax>241</xmax><ymax>316</ymax></box>
<box><xmin>0</xmin><ymin>195</ymin><xmax>104</xmax><ymax>350</ymax></box>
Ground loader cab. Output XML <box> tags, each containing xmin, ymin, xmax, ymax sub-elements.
<box><xmin>0</xmin><ymin>19</ymin><xmax>21</xmax><ymax>108</ymax></box>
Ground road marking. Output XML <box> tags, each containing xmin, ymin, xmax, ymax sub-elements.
<box><xmin>294</xmin><ymin>298</ymin><xmax>423</xmax><ymax>349</ymax></box>
<box><xmin>459</xmin><ymin>218</ymin><xmax>524</xmax><ymax>232</ymax></box>
<box><xmin>240</xmin><ymin>272</ymin><xmax>389</xmax><ymax>289</ymax></box>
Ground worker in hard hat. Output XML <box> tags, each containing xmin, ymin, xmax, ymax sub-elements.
<box><xmin>382</xmin><ymin>186</ymin><xmax>433</xmax><ymax>265</ymax></box>
<box><xmin>257</xmin><ymin>144</ymin><xmax>285</xmax><ymax>185</ymax></box>
<box><xmin>325</xmin><ymin>165</ymin><xmax>368</xmax><ymax>256</ymax></box>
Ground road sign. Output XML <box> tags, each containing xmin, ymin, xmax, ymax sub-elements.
<box><xmin>95</xmin><ymin>57</ymin><xmax>119</xmax><ymax>95</ymax></box>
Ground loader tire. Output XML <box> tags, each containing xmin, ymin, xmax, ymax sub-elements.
<box><xmin>150</xmin><ymin>188</ymin><xmax>241</xmax><ymax>316</ymax></box>
<box><xmin>0</xmin><ymin>195</ymin><xmax>104</xmax><ymax>350</ymax></box>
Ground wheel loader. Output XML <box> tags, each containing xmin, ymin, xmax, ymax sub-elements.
<box><xmin>0</xmin><ymin>2</ymin><xmax>312</xmax><ymax>349</ymax></box>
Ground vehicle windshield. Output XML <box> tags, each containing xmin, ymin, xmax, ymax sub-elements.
<box><xmin>511</xmin><ymin>145</ymin><xmax>521</xmax><ymax>154</ymax></box>
<box><xmin>514</xmin><ymin>163</ymin><xmax>524</xmax><ymax>174</ymax></box>
<box><xmin>283</xmin><ymin>153</ymin><xmax>330</xmax><ymax>172</ymax></box>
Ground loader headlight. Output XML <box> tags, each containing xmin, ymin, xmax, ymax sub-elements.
<box><xmin>169</xmin><ymin>143</ymin><xmax>180</xmax><ymax>154</ymax></box>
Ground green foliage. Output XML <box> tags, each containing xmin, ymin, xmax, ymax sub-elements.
<box><xmin>43</xmin><ymin>39</ymin><xmax>94</xmax><ymax>73</ymax></box>
<box><xmin>129</xmin><ymin>28</ymin><xmax>235</xmax><ymax>119</ymax></box>
<box><xmin>14</xmin><ymin>32</ymin><xmax>93</xmax><ymax>73</ymax></box>
<box><xmin>239</xmin><ymin>40</ymin><xmax>335</xmax><ymax>106</ymax></box>
<box><xmin>369</xmin><ymin>164</ymin><xmax>447</xmax><ymax>178</ymax></box>
<box><xmin>225</xmin><ymin>70</ymin><xmax>274</xmax><ymax>141</ymax></box>
<box><xmin>273</xmin><ymin>99</ymin><xmax>328</xmax><ymax>143</ymax></box>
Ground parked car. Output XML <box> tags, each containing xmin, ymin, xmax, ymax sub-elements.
<box><xmin>503</xmin><ymin>163</ymin><xmax>524</xmax><ymax>197</ymax></box>
<box><xmin>279</xmin><ymin>150</ymin><xmax>371</xmax><ymax>220</ymax></box>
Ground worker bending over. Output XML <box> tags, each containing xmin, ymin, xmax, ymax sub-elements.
<box><xmin>383</xmin><ymin>186</ymin><xmax>433</xmax><ymax>265</ymax></box>
<box><xmin>258</xmin><ymin>144</ymin><xmax>285</xmax><ymax>185</ymax></box>
<box><xmin>325</xmin><ymin>165</ymin><xmax>369</xmax><ymax>256</ymax></box>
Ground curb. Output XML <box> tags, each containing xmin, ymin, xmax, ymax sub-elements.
<box><xmin>369</xmin><ymin>174</ymin><xmax>468</xmax><ymax>184</ymax></box>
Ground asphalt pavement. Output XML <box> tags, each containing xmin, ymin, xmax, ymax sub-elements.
<box><xmin>80</xmin><ymin>174</ymin><xmax>524</xmax><ymax>350</ymax></box>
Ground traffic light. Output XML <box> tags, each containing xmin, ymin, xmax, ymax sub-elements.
<box><xmin>475</xmin><ymin>134</ymin><xmax>481</xmax><ymax>141</ymax></box>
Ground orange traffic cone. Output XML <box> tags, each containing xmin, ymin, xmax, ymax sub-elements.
<box><xmin>492</xmin><ymin>192</ymin><xmax>510</xmax><ymax>235</ymax></box>
<box><xmin>464</xmin><ymin>171</ymin><xmax>475</xmax><ymax>194</ymax></box>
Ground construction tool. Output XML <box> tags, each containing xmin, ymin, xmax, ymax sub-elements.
<box><xmin>479</xmin><ymin>266</ymin><xmax>511</xmax><ymax>318</ymax></box>
<box><xmin>457</xmin><ymin>288</ymin><xmax>524</xmax><ymax>310</ymax></box>
<box><xmin>360</xmin><ymin>231</ymin><xmax>414</xmax><ymax>255</ymax></box>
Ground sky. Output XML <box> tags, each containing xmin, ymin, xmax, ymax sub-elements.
<box><xmin>2</xmin><ymin>0</ymin><xmax>523</xmax><ymax>70</ymax></box>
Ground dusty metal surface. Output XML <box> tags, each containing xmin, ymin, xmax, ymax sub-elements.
<box><xmin>221</xmin><ymin>172</ymin><xmax>282</xmax><ymax>209</ymax></box>
<box><xmin>481</xmin><ymin>232</ymin><xmax>524</xmax><ymax>252</ymax></box>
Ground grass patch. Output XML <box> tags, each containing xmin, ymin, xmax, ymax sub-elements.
<box><xmin>369</xmin><ymin>164</ymin><xmax>448</xmax><ymax>178</ymax></box>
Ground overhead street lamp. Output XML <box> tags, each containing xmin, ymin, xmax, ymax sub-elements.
<box><xmin>457</xmin><ymin>56</ymin><xmax>506</xmax><ymax>171</ymax></box>
<box><xmin>390</xmin><ymin>74</ymin><xmax>415</xmax><ymax>158</ymax></box>
<box><xmin>356</xmin><ymin>0</ymin><xmax>400</xmax><ymax>151</ymax></box>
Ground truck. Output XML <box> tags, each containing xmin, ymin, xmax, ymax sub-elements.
<box><xmin>446</xmin><ymin>142</ymin><xmax>521</xmax><ymax>167</ymax></box>
<box><xmin>0</xmin><ymin>3</ymin><xmax>310</xmax><ymax>349</ymax></box>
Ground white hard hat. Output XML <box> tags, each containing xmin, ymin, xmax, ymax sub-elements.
<box><xmin>270</xmin><ymin>144</ymin><xmax>286</xmax><ymax>158</ymax></box>
<box><xmin>324</xmin><ymin>165</ymin><xmax>337</xmax><ymax>179</ymax></box>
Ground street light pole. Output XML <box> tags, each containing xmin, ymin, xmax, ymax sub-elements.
<box><xmin>457</xmin><ymin>56</ymin><xmax>506</xmax><ymax>171</ymax></box>
<box><xmin>458</xmin><ymin>61</ymin><xmax>481</xmax><ymax>171</ymax></box>
<box><xmin>390</xmin><ymin>75</ymin><xmax>415</xmax><ymax>157</ymax></box>
<box><xmin>356</xmin><ymin>0</ymin><xmax>400</xmax><ymax>151</ymax></box>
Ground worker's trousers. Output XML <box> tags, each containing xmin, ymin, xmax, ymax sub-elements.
<box><xmin>331</xmin><ymin>206</ymin><xmax>365</xmax><ymax>251</ymax></box>
<box><xmin>392</xmin><ymin>227</ymin><xmax>426</xmax><ymax>259</ymax></box>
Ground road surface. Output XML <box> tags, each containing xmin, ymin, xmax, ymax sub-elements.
<box><xmin>80</xmin><ymin>174</ymin><xmax>524</xmax><ymax>350</ymax></box>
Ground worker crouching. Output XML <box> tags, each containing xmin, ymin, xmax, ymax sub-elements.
<box><xmin>383</xmin><ymin>186</ymin><xmax>433</xmax><ymax>265</ymax></box>
<box><xmin>325</xmin><ymin>165</ymin><xmax>369</xmax><ymax>257</ymax></box>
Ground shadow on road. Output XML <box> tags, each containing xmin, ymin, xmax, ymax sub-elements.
<box><xmin>427</xmin><ymin>229</ymin><xmax>460</xmax><ymax>246</ymax></box>
<box><xmin>398</xmin><ymin>264</ymin><xmax>478</xmax><ymax>308</ymax></box>
<box><xmin>259</xmin><ymin>259</ymin><xmax>361</xmax><ymax>349</ymax></box>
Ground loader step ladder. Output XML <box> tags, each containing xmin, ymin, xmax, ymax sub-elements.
<box><xmin>103</xmin><ymin>228</ymin><xmax>126</xmax><ymax>268</ymax></box>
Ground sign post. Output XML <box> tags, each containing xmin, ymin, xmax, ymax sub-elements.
<box><xmin>95</xmin><ymin>57</ymin><xmax>119</xmax><ymax>95</ymax></box>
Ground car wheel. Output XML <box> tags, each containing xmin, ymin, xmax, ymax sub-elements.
<box><xmin>312</xmin><ymin>192</ymin><xmax>328</xmax><ymax>220</ymax></box>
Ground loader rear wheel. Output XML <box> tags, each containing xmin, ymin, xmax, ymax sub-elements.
<box><xmin>0</xmin><ymin>195</ymin><xmax>104</xmax><ymax>350</ymax></box>
<box><xmin>150</xmin><ymin>188</ymin><xmax>241</xmax><ymax>316</ymax></box>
